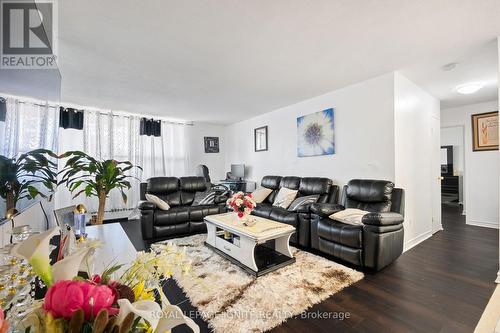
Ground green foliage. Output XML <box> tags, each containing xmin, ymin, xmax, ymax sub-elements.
<box><xmin>58</xmin><ymin>151</ymin><xmax>141</xmax><ymax>204</ymax></box>
<box><xmin>0</xmin><ymin>149</ymin><xmax>58</xmax><ymax>209</ymax></box>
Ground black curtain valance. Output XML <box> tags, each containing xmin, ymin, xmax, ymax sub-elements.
<box><xmin>0</xmin><ymin>97</ymin><xmax>6</xmax><ymax>122</ymax></box>
<box><xmin>59</xmin><ymin>107</ymin><xmax>84</xmax><ymax>130</ymax></box>
<box><xmin>140</xmin><ymin>118</ymin><xmax>161</xmax><ymax>137</ymax></box>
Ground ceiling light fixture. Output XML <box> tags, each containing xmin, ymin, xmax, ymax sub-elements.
<box><xmin>442</xmin><ymin>62</ymin><xmax>458</xmax><ymax>71</ymax></box>
<box><xmin>455</xmin><ymin>82</ymin><xmax>483</xmax><ymax>95</ymax></box>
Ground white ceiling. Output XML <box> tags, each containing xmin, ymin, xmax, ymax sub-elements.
<box><xmin>2</xmin><ymin>0</ymin><xmax>500</xmax><ymax>123</ymax></box>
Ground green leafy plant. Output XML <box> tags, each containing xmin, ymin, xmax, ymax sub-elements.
<box><xmin>0</xmin><ymin>149</ymin><xmax>58</xmax><ymax>212</ymax></box>
<box><xmin>59</xmin><ymin>151</ymin><xmax>141</xmax><ymax>224</ymax></box>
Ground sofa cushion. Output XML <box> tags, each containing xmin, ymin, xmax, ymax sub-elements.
<box><xmin>269</xmin><ymin>207</ymin><xmax>298</xmax><ymax>227</ymax></box>
<box><xmin>155</xmin><ymin>207</ymin><xmax>190</xmax><ymax>226</ymax></box>
<box><xmin>261</xmin><ymin>176</ymin><xmax>282</xmax><ymax>204</ymax></box>
<box><xmin>273</xmin><ymin>187</ymin><xmax>298</xmax><ymax>209</ymax></box>
<box><xmin>288</xmin><ymin>194</ymin><xmax>319</xmax><ymax>211</ymax></box>
<box><xmin>330</xmin><ymin>208</ymin><xmax>369</xmax><ymax>225</ymax></box>
<box><xmin>188</xmin><ymin>205</ymin><xmax>225</xmax><ymax>222</ymax></box>
<box><xmin>280</xmin><ymin>176</ymin><xmax>301</xmax><ymax>190</ymax></box>
<box><xmin>317</xmin><ymin>219</ymin><xmax>363</xmax><ymax>249</ymax></box>
<box><xmin>147</xmin><ymin>177</ymin><xmax>179</xmax><ymax>194</ymax></box>
<box><xmin>299</xmin><ymin>177</ymin><xmax>331</xmax><ymax>196</ymax></box>
<box><xmin>145</xmin><ymin>193</ymin><xmax>170</xmax><ymax>210</ymax></box>
<box><xmin>345</xmin><ymin>179</ymin><xmax>394</xmax><ymax>212</ymax></box>
<box><xmin>261</xmin><ymin>176</ymin><xmax>282</xmax><ymax>189</ymax></box>
<box><xmin>252</xmin><ymin>187</ymin><xmax>273</xmax><ymax>203</ymax></box>
<box><xmin>253</xmin><ymin>204</ymin><xmax>298</xmax><ymax>227</ymax></box>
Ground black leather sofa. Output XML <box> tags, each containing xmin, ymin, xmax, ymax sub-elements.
<box><xmin>138</xmin><ymin>176</ymin><xmax>227</xmax><ymax>242</ymax></box>
<box><xmin>310</xmin><ymin>179</ymin><xmax>405</xmax><ymax>271</ymax></box>
<box><xmin>251</xmin><ymin>176</ymin><xmax>339</xmax><ymax>248</ymax></box>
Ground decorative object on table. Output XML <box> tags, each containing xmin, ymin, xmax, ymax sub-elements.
<box><xmin>73</xmin><ymin>204</ymin><xmax>87</xmax><ymax>237</ymax></box>
<box><xmin>59</xmin><ymin>151</ymin><xmax>142</xmax><ymax>224</ymax></box>
<box><xmin>0</xmin><ymin>149</ymin><xmax>58</xmax><ymax>212</ymax></box>
<box><xmin>8</xmin><ymin>226</ymin><xmax>199</xmax><ymax>333</ymax></box>
<box><xmin>471</xmin><ymin>111</ymin><xmax>499</xmax><ymax>151</ymax></box>
<box><xmin>90</xmin><ymin>214</ymin><xmax>98</xmax><ymax>225</ymax></box>
<box><xmin>204</xmin><ymin>136</ymin><xmax>219</xmax><ymax>153</ymax></box>
<box><xmin>226</xmin><ymin>191</ymin><xmax>256</xmax><ymax>223</ymax></box>
<box><xmin>254</xmin><ymin>125</ymin><xmax>268</xmax><ymax>152</ymax></box>
<box><xmin>9</xmin><ymin>225</ymin><xmax>36</xmax><ymax>244</ymax></box>
<box><xmin>297</xmin><ymin>108</ymin><xmax>335</xmax><ymax>157</ymax></box>
<box><xmin>53</xmin><ymin>205</ymin><xmax>75</xmax><ymax>227</ymax></box>
<box><xmin>161</xmin><ymin>234</ymin><xmax>363</xmax><ymax>333</ymax></box>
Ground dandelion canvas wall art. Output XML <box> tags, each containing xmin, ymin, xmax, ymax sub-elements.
<box><xmin>297</xmin><ymin>108</ymin><xmax>335</xmax><ymax>157</ymax></box>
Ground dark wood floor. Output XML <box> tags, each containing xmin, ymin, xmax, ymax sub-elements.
<box><xmin>121</xmin><ymin>205</ymin><xmax>498</xmax><ymax>333</ymax></box>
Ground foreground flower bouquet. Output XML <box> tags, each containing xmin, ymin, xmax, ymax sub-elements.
<box><xmin>226</xmin><ymin>191</ymin><xmax>256</xmax><ymax>222</ymax></box>
<box><xmin>9</xmin><ymin>227</ymin><xmax>199</xmax><ymax>333</ymax></box>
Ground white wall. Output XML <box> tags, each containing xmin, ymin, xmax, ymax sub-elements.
<box><xmin>441</xmin><ymin>101</ymin><xmax>499</xmax><ymax>229</ymax></box>
<box><xmin>394</xmin><ymin>73</ymin><xmax>441</xmax><ymax>250</ymax></box>
<box><xmin>186</xmin><ymin>122</ymin><xmax>226</xmax><ymax>181</ymax></box>
<box><xmin>224</xmin><ymin>72</ymin><xmax>440</xmax><ymax>250</ymax></box>
<box><xmin>224</xmin><ymin>73</ymin><xmax>396</xmax><ymax>187</ymax></box>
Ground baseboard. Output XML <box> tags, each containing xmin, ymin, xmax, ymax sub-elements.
<box><xmin>467</xmin><ymin>219</ymin><xmax>499</xmax><ymax>229</ymax></box>
<box><xmin>403</xmin><ymin>230</ymin><xmax>433</xmax><ymax>252</ymax></box>
<box><xmin>496</xmin><ymin>270</ymin><xmax>500</xmax><ymax>284</ymax></box>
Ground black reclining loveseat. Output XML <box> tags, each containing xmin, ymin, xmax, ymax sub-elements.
<box><xmin>310</xmin><ymin>179</ymin><xmax>405</xmax><ymax>271</ymax></box>
<box><xmin>251</xmin><ymin>175</ymin><xmax>339</xmax><ymax>248</ymax></box>
<box><xmin>138</xmin><ymin>176</ymin><xmax>228</xmax><ymax>242</ymax></box>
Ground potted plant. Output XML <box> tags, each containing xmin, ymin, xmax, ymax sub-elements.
<box><xmin>0</xmin><ymin>149</ymin><xmax>58</xmax><ymax>212</ymax></box>
<box><xmin>59</xmin><ymin>151</ymin><xmax>141</xmax><ymax>224</ymax></box>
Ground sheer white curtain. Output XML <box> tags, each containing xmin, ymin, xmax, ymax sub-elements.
<box><xmin>80</xmin><ymin>110</ymin><xmax>188</xmax><ymax>213</ymax></box>
<box><xmin>0</xmin><ymin>97</ymin><xmax>59</xmax><ymax>214</ymax></box>
<box><xmin>139</xmin><ymin>122</ymin><xmax>188</xmax><ymax>180</ymax></box>
<box><xmin>81</xmin><ymin>110</ymin><xmax>142</xmax><ymax>212</ymax></box>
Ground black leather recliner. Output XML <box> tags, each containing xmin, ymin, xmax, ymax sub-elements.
<box><xmin>138</xmin><ymin>176</ymin><xmax>228</xmax><ymax>242</ymax></box>
<box><xmin>251</xmin><ymin>176</ymin><xmax>339</xmax><ymax>248</ymax></box>
<box><xmin>310</xmin><ymin>179</ymin><xmax>405</xmax><ymax>271</ymax></box>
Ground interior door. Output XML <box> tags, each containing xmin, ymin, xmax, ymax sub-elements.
<box><xmin>431</xmin><ymin>115</ymin><xmax>443</xmax><ymax>233</ymax></box>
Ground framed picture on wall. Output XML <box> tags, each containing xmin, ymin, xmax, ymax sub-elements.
<box><xmin>471</xmin><ymin>111</ymin><xmax>499</xmax><ymax>151</ymax></box>
<box><xmin>204</xmin><ymin>136</ymin><xmax>219</xmax><ymax>153</ymax></box>
<box><xmin>254</xmin><ymin>126</ymin><xmax>268</xmax><ymax>152</ymax></box>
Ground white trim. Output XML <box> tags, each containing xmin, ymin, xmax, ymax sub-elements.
<box><xmin>467</xmin><ymin>219</ymin><xmax>499</xmax><ymax>229</ymax></box>
<box><xmin>403</xmin><ymin>230</ymin><xmax>434</xmax><ymax>252</ymax></box>
<box><xmin>496</xmin><ymin>270</ymin><xmax>500</xmax><ymax>284</ymax></box>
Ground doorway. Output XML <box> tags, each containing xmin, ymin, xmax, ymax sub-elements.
<box><xmin>440</xmin><ymin>125</ymin><xmax>466</xmax><ymax>219</ymax></box>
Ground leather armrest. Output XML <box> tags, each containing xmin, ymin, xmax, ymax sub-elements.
<box><xmin>292</xmin><ymin>205</ymin><xmax>312</xmax><ymax>213</ymax></box>
<box><xmin>362</xmin><ymin>212</ymin><xmax>404</xmax><ymax>226</ymax></box>
<box><xmin>138</xmin><ymin>200</ymin><xmax>156</xmax><ymax>210</ymax></box>
<box><xmin>310</xmin><ymin>203</ymin><xmax>345</xmax><ymax>218</ymax></box>
<box><xmin>214</xmin><ymin>195</ymin><xmax>229</xmax><ymax>204</ymax></box>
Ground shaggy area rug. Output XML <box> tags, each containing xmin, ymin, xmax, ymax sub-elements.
<box><xmin>153</xmin><ymin>234</ymin><xmax>363</xmax><ymax>333</ymax></box>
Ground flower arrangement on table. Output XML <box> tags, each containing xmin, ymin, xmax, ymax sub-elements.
<box><xmin>6</xmin><ymin>227</ymin><xmax>198</xmax><ymax>333</ymax></box>
<box><xmin>226</xmin><ymin>191</ymin><xmax>257</xmax><ymax>224</ymax></box>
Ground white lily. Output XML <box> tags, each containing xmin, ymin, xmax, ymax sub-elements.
<box><xmin>51</xmin><ymin>247</ymin><xmax>95</xmax><ymax>282</ymax></box>
<box><xmin>11</xmin><ymin>226</ymin><xmax>60</xmax><ymax>286</ymax></box>
<box><xmin>116</xmin><ymin>299</ymin><xmax>161</xmax><ymax>329</ymax></box>
<box><xmin>155</xmin><ymin>303</ymin><xmax>200</xmax><ymax>333</ymax></box>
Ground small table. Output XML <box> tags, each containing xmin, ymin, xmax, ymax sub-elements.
<box><xmin>86</xmin><ymin>223</ymin><xmax>137</xmax><ymax>275</ymax></box>
<box><xmin>204</xmin><ymin>213</ymin><xmax>296</xmax><ymax>277</ymax></box>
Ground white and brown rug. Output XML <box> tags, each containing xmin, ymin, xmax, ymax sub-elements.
<box><xmin>154</xmin><ymin>235</ymin><xmax>363</xmax><ymax>333</ymax></box>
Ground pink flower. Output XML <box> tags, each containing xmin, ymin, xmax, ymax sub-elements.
<box><xmin>0</xmin><ymin>307</ymin><xmax>9</xmax><ymax>333</ymax></box>
<box><xmin>43</xmin><ymin>280</ymin><xmax>118</xmax><ymax>320</ymax></box>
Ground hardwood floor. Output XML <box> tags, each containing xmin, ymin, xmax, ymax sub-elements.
<box><xmin>121</xmin><ymin>205</ymin><xmax>498</xmax><ymax>333</ymax></box>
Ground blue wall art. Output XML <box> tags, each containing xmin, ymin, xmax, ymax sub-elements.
<box><xmin>297</xmin><ymin>108</ymin><xmax>335</xmax><ymax>157</ymax></box>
